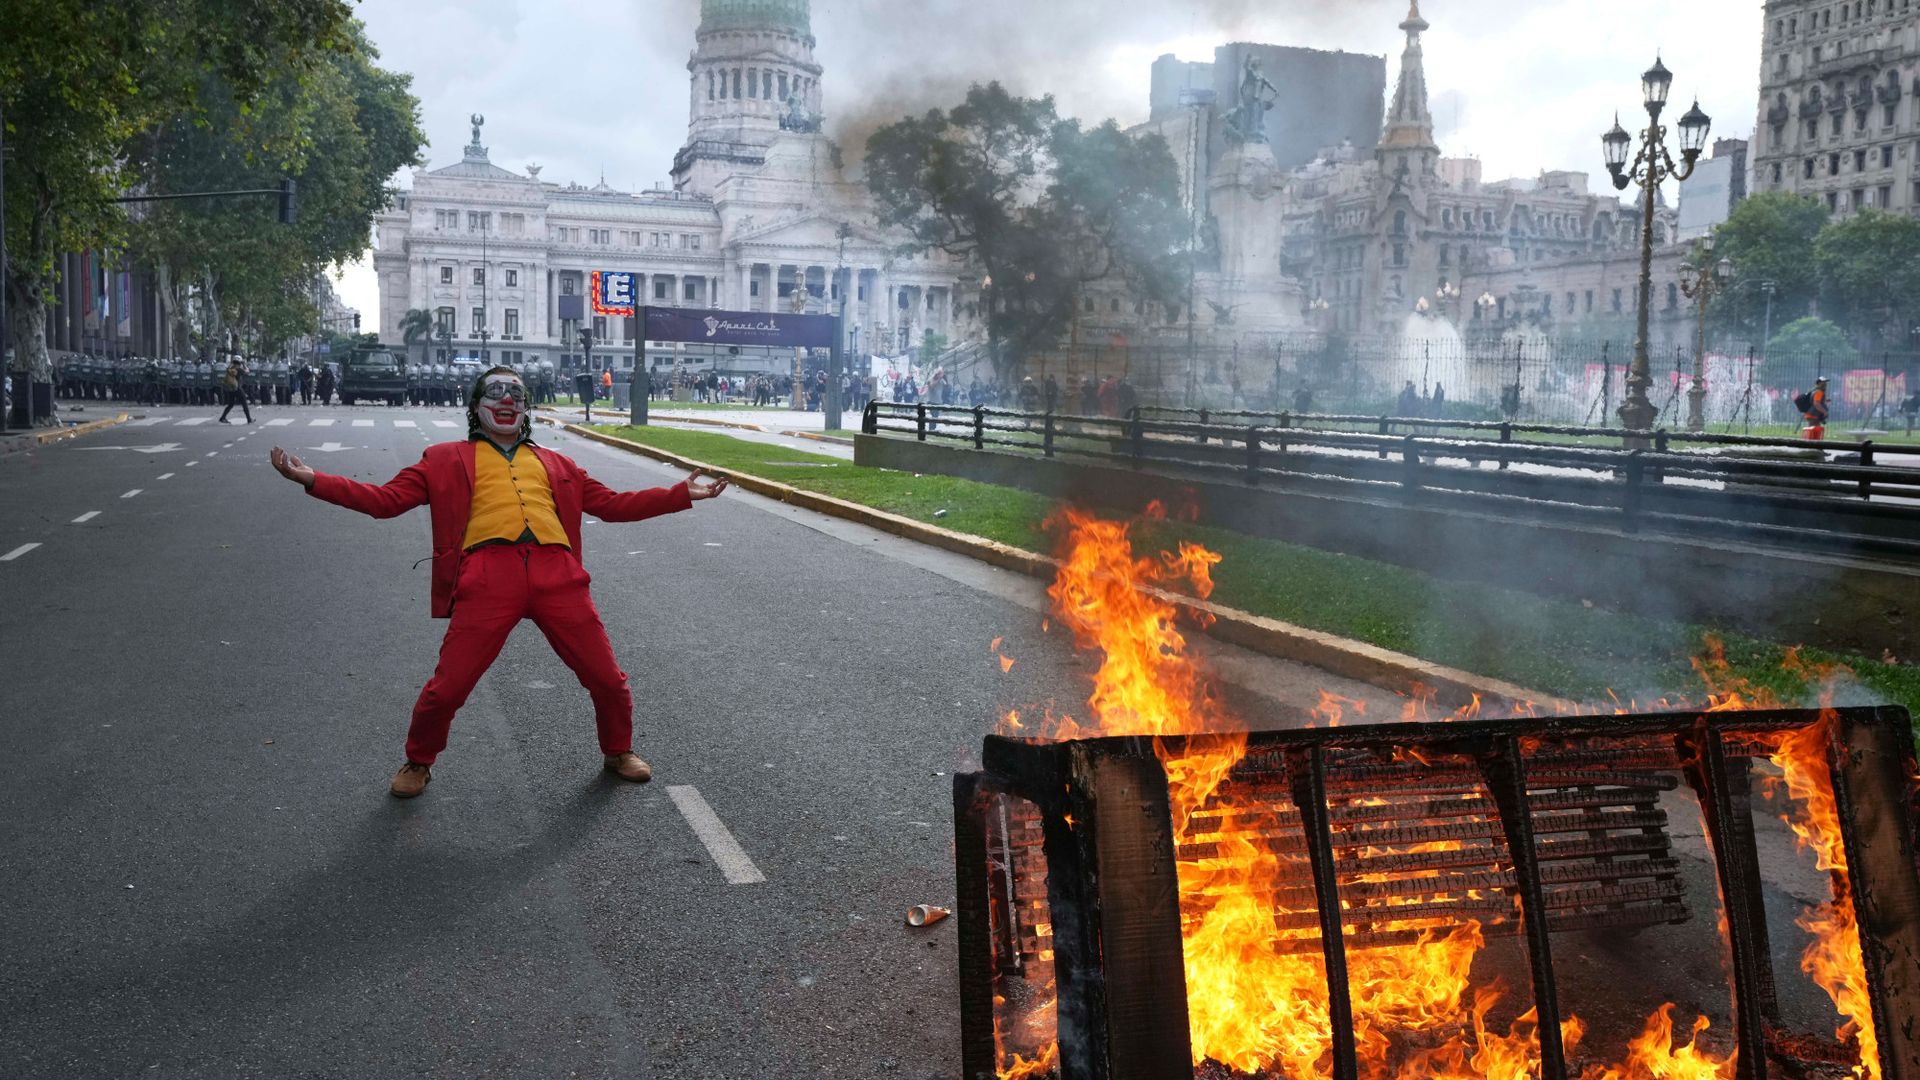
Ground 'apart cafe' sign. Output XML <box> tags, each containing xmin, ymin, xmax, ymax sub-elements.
<box><xmin>643</xmin><ymin>307</ymin><xmax>837</xmax><ymax>349</ymax></box>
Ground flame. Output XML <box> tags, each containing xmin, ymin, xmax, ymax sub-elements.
<box><xmin>995</xmin><ymin>513</ymin><xmax>1854</xmax><ymax>1080</ymax></box>
<box><xmin>1577</xmin><ymin>1004</ymin><xmax>1735</xmax><ymax>1080</ymax></box>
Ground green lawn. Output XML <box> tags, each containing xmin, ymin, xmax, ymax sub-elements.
<box><xmin>595</xmin><ymin>423</ymin><xmax>1920</xmax><ymax>718</ymax></box>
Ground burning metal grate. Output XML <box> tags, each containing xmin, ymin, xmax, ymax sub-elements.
<box><xmin>953</xmin><ymin>707</ymin><xmax>1920</xmax><ymax>1080</ymax></box>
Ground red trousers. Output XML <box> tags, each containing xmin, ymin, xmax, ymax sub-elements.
<box><xmin>406</xmin><ymin>543</ymin><xmax>631</xmax><ymax>764</ymax></box>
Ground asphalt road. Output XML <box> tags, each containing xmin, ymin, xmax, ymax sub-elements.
<box><xmin>0</xmin><ymin>401</ymin><xmax>1401</xmax><ymax>1079</ymax></box>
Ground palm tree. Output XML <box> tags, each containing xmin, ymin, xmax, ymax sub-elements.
<box><xmin>399</xmin><ymin>308</ymin><xmax>434</xmax><ymax>371</ymax></box>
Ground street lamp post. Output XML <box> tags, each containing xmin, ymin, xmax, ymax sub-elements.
<box><xmin>1677</xmin><ymin>236</ymin><xmax>1733</xmax><ymax>431</ymax></box>
<box><xmin>1603</xmin><ymin>56</ymin><xmax>1712</xmax><ymax>434</ymax></box>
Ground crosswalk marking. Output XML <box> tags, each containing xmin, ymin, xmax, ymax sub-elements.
<box><xmin>130</xmin><ymin>417</ymin><xmax>170</xmax><ymax>427</ymax></box>
<box><xmin>309</xmin><ymin>419</ymin><xmax>335</xmax><ymax>427</ymax></box>
<box><xmin>432</xmin><ymin>420</ymin><xmax>460</xmax><ymax>428</ymax></box>
<box><xmin>71</xmin><ymin>511</ymin><xmax>101</xmax><ymax>524</ymax></box>
<box><xmin>177</xmin><ymin>417</ymin><xmax>211</xmax><ymax>426</ymax></box>
<box><xmin>351</xmin><ymin>419</ymin><xmax>374</xmax><ymax>428</ymax></box>
<box><xmin>394</xmin><ymin>419</ymin><xmax>417</xmax><ymax>428</ymax></box>
<box><xmin>266</xmin><ymin>418</ymin><xmax>295</xmax><ymax>427</ymax></box>
<box><xmin>0</xmin><ymin>543</ymin><xmax>41</xmax><ymax>562</ymax></box>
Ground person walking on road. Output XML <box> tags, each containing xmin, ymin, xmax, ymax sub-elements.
<box><xmin>218</xmin><ymin>355</ymin><xmax>252</xmax><ymax>424</ymax></box>
<box><xmin>268</xmin><ymin>365</ymin><xmax>729</xmax><ymax>799</ymax></box>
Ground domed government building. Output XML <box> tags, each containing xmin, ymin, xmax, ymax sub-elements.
<box><xmin>371</xmin><ymin>0</ymin><xmax>968</xmax><ymax>376</ymax></box>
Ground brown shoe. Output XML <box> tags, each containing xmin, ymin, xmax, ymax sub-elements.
<box><xmin>603</xmin><ymin>752</ymin><xmax>652</xmax><ymax>783</ymax></box>
<box><xmin>390</xmin><ymin>761</ymin><xmax>432</xmax><ymax>798</ymax></box>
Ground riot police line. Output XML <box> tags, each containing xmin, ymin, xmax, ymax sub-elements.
<box><xmin>49</xmin><ymin>352</ymin><xmax>561</xmax><ymax>408</ymax></box>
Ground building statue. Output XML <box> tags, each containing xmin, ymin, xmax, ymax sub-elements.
<box><xmin>1226</xmin><ymin>57</ymin><xmax>1278</xmax><ymax>144</ymax></box>
<box><xmin>779</xmin><ymin>89</ymin><xmax>819</xmax><ymax>133</ymax></box>
<box><xmin>470</xmin><ymin>113</ymin><xmax>484</xmax><ymax>145</ymax></box>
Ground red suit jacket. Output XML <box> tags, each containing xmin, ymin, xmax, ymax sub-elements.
<box><xmin>308</xmin><ymin>439</ymin><xmax>692</xmax><ymax>618</ymax></box>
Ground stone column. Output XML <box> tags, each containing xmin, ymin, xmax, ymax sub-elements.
<box><xmin>739</xmin><ymin>263</ymin><xmax>753</xmax><ymax>311</ymax></box>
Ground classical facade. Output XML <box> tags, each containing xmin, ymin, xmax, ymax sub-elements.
<box><xmin>371</xmin><ymin>0</ymin><xmax>964</xmax><ymax>374</ymax></box>
<box><xmin>1748</xmin><ymin>0</ymin><xmax>1920</xmax><ymax>217</ymax></box>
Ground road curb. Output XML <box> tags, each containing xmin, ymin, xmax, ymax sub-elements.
<box><xmin>3</xmin><ymin>411</ymin><xmax>132</xmax><ymax>454</ymax></box>
<box><xmin>552</xmin><ymin>417</ymin><xmax>1555</xmax><ymax>711</ymax></box>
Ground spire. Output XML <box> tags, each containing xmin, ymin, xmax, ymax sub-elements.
<box><xmin>1378</xmin><ymin>0</ymin><xmax>1437</xmax><ymax>157</ymax></box>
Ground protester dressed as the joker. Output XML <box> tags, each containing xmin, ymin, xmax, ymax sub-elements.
<box><xmin>269</xmin><ymin>366</ymin><xmax>727</xmax><ymax>798</ymax></box>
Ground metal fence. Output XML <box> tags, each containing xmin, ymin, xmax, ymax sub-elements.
<box><xmin>860</xmin><ymin>401</ymin><xmax>1920</xmax><ymax>560</ymax></box>
<box><xmin>1012</xmin><ymin>334</ymin><xmax>1920</xmax><ymax>432</ymax></box>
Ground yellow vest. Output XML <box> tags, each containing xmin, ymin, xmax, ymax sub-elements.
<box><xmin>462</xmin><ymin>442</ymin><xmax>571</xmax><ymax>550</ymax></box>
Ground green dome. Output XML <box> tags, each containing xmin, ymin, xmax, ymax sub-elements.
<box><xmin>699</xmin><ymin>0</ymin><xmax>810</xmax><ymax>35</ymax></box>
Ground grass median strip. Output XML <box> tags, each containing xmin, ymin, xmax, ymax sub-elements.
<box><xmin>596</xmin><ymin>423</ymin><xmax>1920</xmax><ymax>717</ymax></box>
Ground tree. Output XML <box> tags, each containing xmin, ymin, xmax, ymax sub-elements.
<box><xmin>1811</xmin><ymin>208</ymin><xmax>1920</xmax><ymax>345</ymax></box>
<box><xmin>865</xmin><ymin>82</ymin><xmax>1187</xmax><ymax>380</ymax></box>
<box><xmin>1705</xmin><ymin>192</ymin><xmax>1827</xmax><ymax>344</ymax></box>
<box><xmin>1764</xmin><ymin>316</ymin><xmax>1857</xmax><ymax>383</ymax></box>
<box><xmin>2</xmin><ymin>0</ymin><xmax>354</xmax><ymax>389</ymax></box>
<box><xmin>400</xmin><ymin>308</ymin><xmax>434</xmax><ymax>369</ymax></box>
<box><xmin>129</xmin><ymin>20</ymin><xmax>423</xmax><ymax>360</ymax></box>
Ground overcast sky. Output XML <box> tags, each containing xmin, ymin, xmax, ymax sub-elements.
<box><xmin>333</xmin><ymin>0</ymin><xmax>1761</xmax><ymax>316</ymax></box>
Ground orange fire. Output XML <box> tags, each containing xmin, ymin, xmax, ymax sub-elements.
<box><xmin>995</xmin><ymin>510</ymin><xmax>1868</xmax><ymax>1080</ymax></box>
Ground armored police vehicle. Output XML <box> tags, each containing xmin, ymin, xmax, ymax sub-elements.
<box><xmin>338</xmin><ymin>345</ymin><xmax>408</xmax><ymax>406</ymax></box>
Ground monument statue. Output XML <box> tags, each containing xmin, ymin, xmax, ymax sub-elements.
<box><xmin>1225</xmin><ymin>57</ymin><xmax>1277</xmax><ymax>145</ymax></box>
<box><xmin>470</xmin><ymin>113</ymin><xmax>485</xmax><ymax>145</ymax></box>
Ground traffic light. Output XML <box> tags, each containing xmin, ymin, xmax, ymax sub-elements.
<box><xmin>353</xmin><ymin>313</ymin><xmax>361</xmax><ymax>331</ymax></box>
<box><xmin>278</xmin><ymin>178</ymin><xmax>297</xmax><ymax>225</ymax></box>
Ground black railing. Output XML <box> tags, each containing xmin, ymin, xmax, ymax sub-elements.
<box><xmin>859</xmin><ymin>401</ymin><xmax>1920</xmax><ymax>560</ymax></box>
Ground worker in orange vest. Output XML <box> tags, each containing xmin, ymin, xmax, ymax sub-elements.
<box><xmin>600</xmin><ymin>368</ymin><xmax>613</xmax><ymax>399</ymax></box>
<box><xmin>1796</xmin><ymin>376</ymin><xmax>1830</xmax><ymax>440</ymax></box>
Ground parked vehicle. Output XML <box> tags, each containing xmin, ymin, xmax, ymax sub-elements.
<box><xmin>338</xmin><ymin>346</ymin><xmax>408</xmax><ymax>406</ymax></box>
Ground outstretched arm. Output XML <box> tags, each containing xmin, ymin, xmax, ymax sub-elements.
<box><xmin>271</xmin><ymin>445</ymin><xmax>430</xmax><ymax>519</ymax></box>
<box><xmin>579</xmin><ymin>468</ymin><xmax>727</xmax><ymax>522</ymax></box>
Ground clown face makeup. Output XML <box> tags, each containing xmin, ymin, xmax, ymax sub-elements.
<box><xmin>476</xmin><ymin>374</ymin><xmax>528</xmax><ymax>438</ymax></box>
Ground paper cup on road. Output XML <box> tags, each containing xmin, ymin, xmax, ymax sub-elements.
<box><xmin>906</xmin><ymin>904</ymin><xmax>950</xmax><ymax>928</ymax></box>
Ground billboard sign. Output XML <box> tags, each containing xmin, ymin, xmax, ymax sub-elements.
<box><xmin>591</xmin><ymin>271</ymin><xmax>637</xmax><ymax>317</ymax></box>
<box><xmin>643</xmin><ymin>306</ymin><xmax>836</xmax><ymax>349</ymax></box>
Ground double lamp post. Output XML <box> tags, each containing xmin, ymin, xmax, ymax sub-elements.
<box><xmin>1602</xmin><ymin>56</ymin><xmax>1711</xmax><ymax>434</ymax></box>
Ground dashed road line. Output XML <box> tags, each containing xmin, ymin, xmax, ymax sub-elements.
<box><xmin>309</xmin><ymin>419</ymin><xmax>335</xmax><ymax>427</ymax></box>
<box><xmin>204</xmin><ymin>452</ymin><xmax>218</xmax><ymax>457</ymax></box>
<box><xmin>186</xmin><ymin>461</ymin><xmax>199</xmax><ymax>467</ymax></box>
<box><xmin>177</xmin><ymin>417</ymin><xmax>211</xmax><ymax>426</ymax></box>
<box><xmin>0</xmin><ymin>543</ymin><xmax>42</xmax><ymax>562</ymax></box>
<box><xmin>120</xmin><ymin>489</ymin><xmax>143</xmax><ymax>499</ymax></box>
<box><xmin>71</xmin><ymin>511</ymin><xmax>101</xmax><ymax>524</ymax></box>
<box><xmin>157</xmin><ymin>473</ymin><xmax>174</xmax><ymax>480</ymax></box>
<box><xmin>666</xmin><ymin>785</ymin><xmax>766</xmax><ymax>886</ymax></box>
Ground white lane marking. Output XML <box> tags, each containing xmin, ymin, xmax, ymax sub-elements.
<box><xmin>432</xmin><ymin>420</ymin><xmax>459</xmax><ymax>428</ymax></box>
<box><xmin>309</xmin><ymin>419</ymin><xmax>335</xmax><ymax>427</ymax></box>
<box><xmin>222</xmin><ymin>442</ymin><xmax>234</xmax><ymax>448</ymax></box>
<box><xmin>394</xmin><ymin>419</ymin><xmax>417</xmax><ymax>428</ymax></box>
<box><xmin>176</xmin><ymin>417</ymin><xmax>211</xmax><ymax>426</ymax></box>
<box><xmin>130</xmin><ymin>417</ymin><xmax>170</xmax><ymax>427</ymax></box>
<box><xmin>157</xmin><ymin>473</ymin><xmax>174</xmax><ymax>480</ymax></box>
<box><xmin>71</xmin><ymin>511</ymin><xmax>101</xmax><ymax>524</ymax></box>
<box><xmin>266</xmin><ymin>418</ymin><xmax>294</xmax><ymax>427</ymax></box>
<box><xmin>120</xmin><ymin>489</ymin><xmax>142</xmax><ymax>499</ymax></box>
<box><xmin>186</xmin><ymin>461</ymin><xmax>199</xmax><ymax>467</ymax></box>
<box><xmin>0</xmin><ymin>543</ymin><xmax>42</xmax><ymax>562</ymax></box>
<box><xmin>351</xmin><ymin>419</ymin><xmax>374</xmax><ymax>428</ymax></box>
<box><xmin>204</xmin><ymin>452</ymin><xmax>218</xmax><ymax>457</ymax></box>
<box><xmin>667</xmin><ymin>785</ymin><xmax>766</xmax><ymax>885</ymax></box>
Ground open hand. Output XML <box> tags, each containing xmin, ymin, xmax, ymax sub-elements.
<box><xmin>270</xmin><ymin>446</ymin><xmax>316</xmax><ymax>489</ymax></box>
<box><xmin>687</xmin><ymin>469</ymin><xmax>729</xmax><ymax>501</ymax></box>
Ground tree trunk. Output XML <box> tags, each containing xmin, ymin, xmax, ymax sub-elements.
<box><xmin>5</xmin><ymin>263</ymin><xmax>55</xmax><ymax>385</ymax></box>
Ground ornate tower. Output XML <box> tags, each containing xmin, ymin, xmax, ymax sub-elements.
<box><xmin>673</xmin><ymin>0</ymin><xmax>825</xmax><ymax>194</ymax></box>
<box><xmin>1375</xmin><ymin>1</ymin><xmax>1439</xmax><ymax>175</ymax></box>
